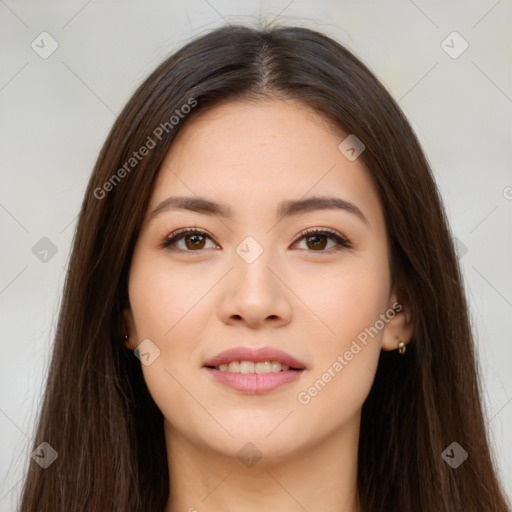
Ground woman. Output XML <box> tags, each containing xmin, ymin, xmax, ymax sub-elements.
<box><xmin>19</xmin><ymin>23</ymin><xmax>510</xmax><ymax>512</ymax></box>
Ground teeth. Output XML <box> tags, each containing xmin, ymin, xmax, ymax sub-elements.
<box><xmin>270</xmin><ymin>361</ymin><xmax>285</xmax><ymax>372</ymax></box>
<box><xmin>227</xmin><ymin>361</ymin><xmax>239</xmax><ymax>372</ymax></box>
<box><xmin>240</xmin><ymin>361</ymin><xmax>254</xmax><ymax>374</ymax></box>
<box><xmin>256</xmin><ymin>361</ymin><xmax>271</xmax><ymax>374</ymax></box>
<box><xmin>215</xmin><ymin>360</ymin><xmax>291</xmax><ymax>373</ymax></box>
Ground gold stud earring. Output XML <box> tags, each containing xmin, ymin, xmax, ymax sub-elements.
<box><xmin>397</xmin><ymin>337</ymin><xmax>406</xmax><ymax>355</ymax></box>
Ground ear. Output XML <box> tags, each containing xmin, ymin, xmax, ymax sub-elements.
<box><xmin>123</xmin><ymin>307</ymin><xmax>138</xmax><ymax>351</ymax></box>
<box><xmin>381</xmin><ymin>283</ymin><xmax>414</xmax><ymax>352</ymax></box>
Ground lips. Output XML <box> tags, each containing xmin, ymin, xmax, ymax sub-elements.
<box><xmin>203</xmin><ymin>346</ymin><xmax>307</xmax><ymax>370</ymax></box>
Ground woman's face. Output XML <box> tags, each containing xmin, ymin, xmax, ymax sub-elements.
<box><xmin>124</xmin><ymin>99</ymin><xmax>411</xmax><ymax>461</ymax></box>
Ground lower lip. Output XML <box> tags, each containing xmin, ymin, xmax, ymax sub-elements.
<box><xmin>204</xmin><ymin>367</ymin><xmax>304</xmax><ymax>394</ymax></box>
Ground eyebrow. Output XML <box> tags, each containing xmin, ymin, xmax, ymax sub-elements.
<box><xmin>149</xmin><ymin>195</ymin><xmax>371</xmax><ymax>228</ymax></box>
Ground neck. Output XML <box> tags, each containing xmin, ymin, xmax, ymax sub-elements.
<box><xmin>163</xmin><ymin>414</ymin><xmax>361</xmax><ymax>512</ymax></box>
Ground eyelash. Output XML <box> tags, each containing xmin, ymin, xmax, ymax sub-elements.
<box><xmin>160</xmin><ymin>227</ymin><xmax>352</xmax><ymax>253</ymax></box>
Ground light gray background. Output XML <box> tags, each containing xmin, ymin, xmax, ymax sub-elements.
<box><xmin>1</xmin><ymin>1</ymin><xmax>511</xmax><ymax>509</ymax></box>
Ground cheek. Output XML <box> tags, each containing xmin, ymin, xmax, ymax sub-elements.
<box><xmin>293</xmin><ymin>274</ymin><xmax>384</xmax><ymax>434</ymax></box>
<box><xmin>294</xmin><ymin>255</ymin><xmax>387</xmax><ymax>404</ymax></box>
<box><xmin>301</xmin><ymin>257</ymin><xmax>388</xmax><ymax>348</ymax></box>
<box><xmin>129</xmin><ymin>256</ymin><xmax>209</xmax><ymax>342</ymax></box>
<box><xmin>128</xmin><ymin>260</ymin><xmax>214</xmax><ymax>441</ymax></box>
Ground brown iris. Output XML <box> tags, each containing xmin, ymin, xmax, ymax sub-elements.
<box><xmin>184</xmin><ymin>234</ymin><xmax>207</xmax><ymax>250</ymax></box>
<box><xmin>305</xmin><ymin>234</ymin><xmax>328</xmax><ymax>250</ymax></box>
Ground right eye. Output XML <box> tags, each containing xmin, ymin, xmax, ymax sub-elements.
<box><xmin>161</xmin><ymin>228</ymin><xmax>218</xmax><ymax>252</ymax></box>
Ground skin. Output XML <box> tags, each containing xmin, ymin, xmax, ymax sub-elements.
<box><xmin>124</xmin><ymin>98</ymin><xmax>414</xmax><ymax>512</ymax></box>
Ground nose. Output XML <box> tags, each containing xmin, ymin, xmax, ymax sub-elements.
<box><xmin>217</xmin><ymin>249</ymin><xmax>293</xmax><ymax>329</ymax></box>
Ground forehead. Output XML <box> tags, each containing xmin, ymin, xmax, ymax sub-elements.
<box><xmin>147</xmin><ymin>99</ymin><xmax>385</xmax><ymax>231</ymax></box>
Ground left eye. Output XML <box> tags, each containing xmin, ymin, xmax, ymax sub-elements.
<box><xmin>161</xmin><ymin>228</ymin><xmax>351</xmax><ymax>252</ymax></box>
<box><xmin>294</xmin><ymin>229</ymin><xmax>352</xmax><ymax>252</ymax></box>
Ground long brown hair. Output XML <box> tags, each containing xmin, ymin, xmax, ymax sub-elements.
<box><xmin>19</xmin><ymin>23</ymin><xmax>510</xmax><ymax>512</ymax></box>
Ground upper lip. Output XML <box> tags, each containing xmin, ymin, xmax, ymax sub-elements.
<box><xmin>203</xmin><ymin>346</ymin><xmax>307</xmax><ymax>370</ymax></box>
